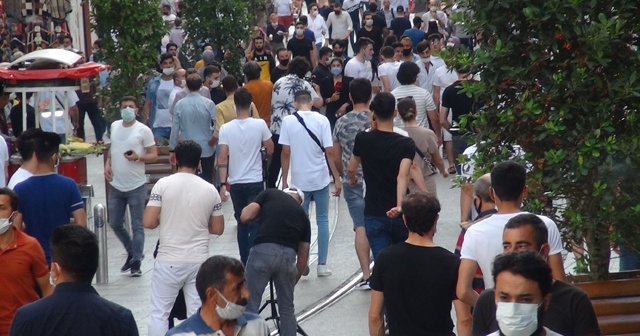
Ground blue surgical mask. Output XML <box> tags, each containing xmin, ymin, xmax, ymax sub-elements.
<box><xmin>331</xmin><ymin>67</ymin><xmax>342</xmax><ymax>76</ymax></box>
<box><xmin>121</xmin><ymin>107</ymin><xmax>136</xmax><ymax>122</ymax></box>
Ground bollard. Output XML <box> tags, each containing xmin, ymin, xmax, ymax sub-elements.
<box><xmin>94</xmin><ymin>204</ymin><xmax>108</xmax><ymax>284</ymax></box>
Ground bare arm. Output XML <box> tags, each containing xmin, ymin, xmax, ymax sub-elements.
<box><xmin>431</xmin><ymin>151</ymin><xmax>448</xmax><ymax>177</ymax></box>
<box><xmin>143</xmin><ymin>206</ymin><xmax>161</xmax><ymax>229</ymax></box>
<box><xmin>427</xmin><ymin>108</ymin><xmax>442</xmax><ymax>142</ymax></box>
<box><xmin>141</xmin><ymin>145</ymin><xmax>158</xmax><ymax>163</ymax></box>
<box><xmin>380</xmin><ymin>75</ymin><xmax>391</xmax><ymax>92</ymax></box>
<box><xmin>548</xmin><ymin>253</ymin><xmax>567</xmax><ymax>282</ymax></box>
<box><xmin>432</xmin><ymin>85</ymin><xmax>441</xmax><ymax>108</ymax></box>
<box><xmin>281</xmin><ymin>145</ymin><xmax>291</xmax><ymax>188</ymax></box>
<box><xmin>453</xmin><ymin>300</ymin><xmax>473</xmax><ymax>336</ymax></box>
<box><xmin>440</xmin><ymin>105</ymin><xmax>451</xmax><ymax>131</ymax></box>
<box><xmin>456</xmin><ymin>259</ymin><xmax>480</xmax><ymax>307</ymax></box>
<box><xmin>240</xmin><ymin>202</ymin><xmax>261</xmax><ymax>223</ymax></box>
<box><xmin>369</xmin><ymin>290</ymin><xmax>385</xmax><ymax>336</ymax></box>
<box><xmin>324</xmin><ymin>146</ymin><xmax>342</xmax><ymax>196</ymax></box>
<box><xmin>263</xmin><ymin>138</ymin><xmax>274</xmax><ymax>155</ymax></box>
<box><xmin>333</xmin><ymin>141</ymin><xmax>344</xmax><ymax>177</ymax></box>
<box><xmin>295</xmin><ymin>242</ymin><xmax>310</xmax><ymax>283</ymax></box>
<box><xmin>72</xmin><ymin>209</ymin><xmax>87</xmax><ymax>227</ymax></box>
<box><xmin>347</xmin><ymin>155</ymin><xmax>361</xmax><ymax>186</ymax></box>
<box><xmin>218</xmin><ymin>144</ymin><xmax>230</xmax><ymax>201</ymax></box>
<box><xmin>208</xmin><ymin>215</ymin><xmax>224</xmax><ymax>235</ymax></box>
<box><xmin>409</xmin><ymin>159</ymin><xmax>428</xmax><ymax>192</ymax></box>
<box><xmin>143</xmin><ymin>99</ymin><xmax>151</xmax><ymax>124</ymax></box>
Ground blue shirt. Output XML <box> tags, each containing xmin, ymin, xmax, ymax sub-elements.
<box><xmin>166</xmin><ymin>309</ymin><xmax>268</xmax><ymax>336</ymax></box>
<box><xmin>145</xmin><ymin>75</ymin><xmax>162</xmax><ymax>127</ymax></box>
<box><xmin>403</xmin><ymin>28</ymin><xmax>426</xmax><ymax>50</ymax></box>
<box><xmin>170</xmin><ymin>92</ymin><xmax>217</xmax><ymax>157</ymax></box>
<box><xmin>15</xmin><ymin>174</ymin><xmax>84</xmax><ymax>263</ymax></box>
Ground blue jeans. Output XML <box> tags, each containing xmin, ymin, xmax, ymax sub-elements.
<box><xmin>365</xmin><ymin>215</ymin><xmax>408</xmax><ymax>260</ymax></box>
<box><xmin>230</xmin><ymin>182</ymin><xmax>264</xmax><ymax>264</ymax></box>
<box><xmin>108</xmin><ymin>184</ymin><xmax>147</xmax><ymax>262</ymax></box>
<box><xmin>152</xmin><ymin>127</ymin><xmax>171</xmax><ymax>142</ymax></box>
<box><xmin>302</xmin><ymin>185</ymin><xmax>330</xmax><ymax>264</ymax></box>
<box><xmin>343</xmin><ymin>182</ymin><xmax>364</xmax><ymax>229</ymax></box>
<box><xmin>246</xmin><ymin>243</ymin><xmax>297</xmax><ymax>336</ymax></box>
<box><xmin>619</xmin><ymin>244</ymin><xmax>640</xmax><ymax>271</ymax></box>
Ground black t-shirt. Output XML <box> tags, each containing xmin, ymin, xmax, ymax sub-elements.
<box><xmin>356</xmin><ymin>27</ymin><xmax>383</xmax><ymax>55</ymax></box>
<box><xmin>441</xmin><ymin>80</ymin><xmax>475</xmax><ymax>134</ymax></box>
<box><xmin>287</xmin><ymin>37</ymin><xmax>314</xmax><ymax>65</ymax></box>
<box><xmin>252</xmin><ymin>189</ymin><xmax>311</xmax><ymax>252</ymax></box>
<box><xmin>266</xmin><ymin>24</ymin><xmax>288</xmax><ymax>44</ymax></box>
<box><xmin>271</xmin><ymin>67</ymin><xmax>288</xmax><ymax>84</ymax></box>
<box><xmin>390</xmin><ymin>17</ymin><xmax>411</xmax><ymax>39</ymax></box>
<box><xmin>372</xmin><ymin>14</ymin><xmax>387</xmax><ymax>33</ymax></box>
<box><xmin>10</xmin><ymin>103</ymin><xmax>36</xmax><ymax>137</ymax></box>
<box><xmin>472</xmin><ymin>281</ymin><xmax>600</xmax><ymax>336</ymax></box>
<box><xmin>312</xmin><ymin>64</ymin><xmax>332</xmax><ymax>85</ymax></box>
<box><xmin>210</xmin><ymin>87</ymin><xmax>227</xmax><ymax>105</ymax></box>
<box><xmin>352</xmin><ymin>129</ymin><xmax>415</xmax><ymax>216</ymax></box>
<box><xmin>252</xmin><ymin>53</ymin><xmax>276</xmax><ymax>78</ymax></box>
<box><xmin>370</xmin><ymin>243</ymin><xmax>460</xmax><ymax>335</ymax></box>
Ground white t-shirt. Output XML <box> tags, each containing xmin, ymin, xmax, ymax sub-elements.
<box><xmin>275</xmin><ymin>0</ymin><xmax>292</xmax><ymax>16</ymax></box>
<box><xmin>460</xmin><ymin>144</ymin><xmax>527</xmax><ymax>180</ymax></box>
<box><xmin>279</xmin><ymin>111</ymin><xmax>332</xmax><ymax>191</ymax></box>
<box><xmin>162</xmin><ymin>14</ymin><xmax>176</xmax><ymax>22</ymax></box>
<box><xmin>7</xmin><ymin>167</ymin><xmax>32</xmax><ymax>189</ymax></box>
<box><xmin>148</xmin><ymin>172</ymin><xmax>223</xmax><ymax>263</ymax></box>
<box><xmin>391</xmin><ymin>85</ymin><xmax>437</xmax><ymax>128</ymax></box>
<box><xmin>430</xmin><ymin>56</ymin><xmax>446</xmax><ymax>74</ymax></box>
<box><xmin>109</xmin><ymin>121</ymin><xmax>155</xmax><ymax>192</ymax></box>
<box><xmin>421</xmin><ymin>11</ymin><xmax>448</xmax><ymax>34</ymax></box>
<box><xmin>390</xmin><ymin>0</ymin><xmax>408</xmax><ymax>12</ymax></box>
<box><xmin>344</xmin><ymin>57</ymin><xmax>373</xmax><ymax>80</ymax></box>
<box><xmin>378</xmin><ymin>61</ymin><xmax>401</xmax><ymax>92</ymax></box>
<box><xmin>417</xmin><ymin>61</ymin><xmax>437</xmax><ymax>94</ymax></box>
<box><xmin>0</xmin><ymin>136</ymin><xmax>8</xmax><ymax>187</ymax></box>
<box><xmin>153</xmin><ymin>79</ymin><xmax>175</xmax><ymax>128</ymax></box>
<box><xmin>460</xmin><ymin>212</ymin><xmax>564</xmax><ymax>288</ymax></box>
<box><xmin>434</xmin><ymin>65</ymin><xmax>459</xmax><ymax>92</ymax></box>
<box><xmin>487</xmin><ymin>327</ymin><xmax>562</xmax><ymax>336</ymax></box>
<box><xmin>219</xmin><ymin>118</ymin><xmax>272</xmax><ymax>184</ymax></box>
<box><xmin>31</xmin><ymin>90</ymin><xmax>80</xmax><ymax>134</ymax></box>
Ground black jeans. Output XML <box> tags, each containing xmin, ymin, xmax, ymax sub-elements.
<box><xmin>267</xmin><ymin>133</ymin><xmax>282</xmax><ymax>188</ymax></box>
<box><xmin>77</xmin><ymin>102</ymin><xmax>106</xmax><ymax>141</ymax></box>
<box><xmin>199</xmin><ymin>155</ymin><xmax>215</xmax><ymax>184</ymax></box>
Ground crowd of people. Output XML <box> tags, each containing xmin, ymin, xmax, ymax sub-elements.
<box><xmin>0</xmin><ymin>0</ymin><xmax>616</xmax><ymax>335</ymax></box>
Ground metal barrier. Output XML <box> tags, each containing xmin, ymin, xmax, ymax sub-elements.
<box><xmin>93</xmin><ymin>204</ymin><xmax>108</xmax><ymax>284</ymax></box>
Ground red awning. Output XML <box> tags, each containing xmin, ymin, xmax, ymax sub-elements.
<box><xmin>0</xmin><ymin>62</ymin><xmax>108</xmax><ymax>81</ymax></box>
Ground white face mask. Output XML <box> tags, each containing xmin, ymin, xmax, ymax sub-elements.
<box><xmin>180</xmin><ymin>79</ymin><xmax>186</xmax><ymax>88</ymax></box>
<box><xmin>495</xmin><ymin>302</ymin><xmax>541</xmax><ymax>336</ymax></box>
<box><xmin>163</xmin><ymin>67</ymin><xmax>175</xmax><ymax>76</ymax></box>
<box><xmin>430</xmin><ymin>6</ymin><xmax>438</xmax><ymax>12</ymax></box>
<box><xmin>295</xmin><ymin>28</ymin><xmax>304</xmax><ymax>36</ymax></box>
<box><xmin>446</xmin><ymin>42</ymin><xmax>456</xmax><ymax>49</ymax></box>
<box><xmin>365</xmin><ymin>19</ymin><xmax>373</xmax><ymax>26</ymax></box>
<box><xmin>215</xmin><ymin>289</ymin><xmax>246</xmax><ymax>320</ymax></box>
<box><xmin>211</xmin><ymin>79</ymin><xmax>221</xmax><ymax>88</ymax></box>
<box><xmin>0</xmin><ymin>211</ymin><xmax>15</xmax><ymax>235</ymax></box>
<box><xmin>421</xmin><ymin>56</ymin><xmax>431</xmax><ymax>63</ymax></box>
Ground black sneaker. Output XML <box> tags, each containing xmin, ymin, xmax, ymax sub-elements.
<box><xmin>120</xmin><ymin>254</ymin><xmax>133</xmax><ymax>273</ymax></box>
<box><xmin>130</xmin><ymin>260</ymin><xmax>142</xmax><ymax>277</ymax></box>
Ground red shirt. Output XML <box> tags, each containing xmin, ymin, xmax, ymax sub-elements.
<box><xmin>0</xmin><ymin>227</ymin><xmax>49</xmax><ymax>335</ymax></box>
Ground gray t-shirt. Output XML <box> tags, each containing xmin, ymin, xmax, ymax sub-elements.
<box><xmin>332</xmin><ymin>110</ymin><xmax>371</xmax><ymax>180</ymax></box>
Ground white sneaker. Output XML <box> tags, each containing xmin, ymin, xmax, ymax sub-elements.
<box><xmin>354</xmin><ymin>278</ymin><xmax>371</xmax><ymax>290</ymax></box>
<box><xmin>317</xmin><ymin>264</ymin><xmax>332</xmax><ymax>277</ymax></box>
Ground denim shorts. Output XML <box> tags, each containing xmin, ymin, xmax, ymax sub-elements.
<box><xmin>343</xmin><ymin>182</ymin><xmax>365</xmax><ymax>230</ymax></box>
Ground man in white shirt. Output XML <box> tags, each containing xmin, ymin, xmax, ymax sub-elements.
<box><xmin>274</xmin><ymin>0</ymin><xmax>294</xmax><ymax>30</ymax></box>
<box><xmin>105</xmin><ymin>96</ymin><xmax>158</xmax><ymax>276</ymax></box>
<box><xmin>31</xmin><ymin>90</ymin><xmax>80</xmax><ymax>141</ymax></box>
<box><xmin>421</xmin><ymin>0</ymin><xmax>447</xmax><ymax>35</ymax></box>
<box><xmin>7</xmin><ymin>129</ymin><xmax>40</xmax><ymax>189</ymax></box>
<box><xmin>456</xmin><ymin>161</ymin><xmax>567</xmax><ymax>308</ymax></box>
<box><xmin>144</xmin><ymin>140</ymin><xmax>225</xmax><ymax>336</ymax></box>
<box><xmin>344</xmin><ymin>37</ymin><xmax>374</xmax><ymax>80</ymax></box>
<box><xmin>144</xmin><ymin>53</ymin><xmax>176</xmax><ymax>142</ymax></box>
<box><xmin>306</xmin><ymin>3</ymin><xmax>329</xmax><ymax>51</ymax></box>
<box><xmin>280</xmin><ymin>90</ymin><xmax>342</xmax><ymax>277</ymax></box>
<box><xmin>218</xmin><ymin>88</ymin><xmax>274</xmax><ymax>264</ymax></box>
<box><xmin>168</xmin><ymin>68</ymin><xmax>186</xmax><ymax>117</ymax></box>
<box><xmin>391</xmin><ymin>62</ymin><xmax>440</xmax><ymax>142</ymax></box>
<box><xmin>326</xmin><ymin>1</ymin><xmax>353</xmax><ymax>43</ymax></box>
<box><xmin>378</xmin><ymin>46</ymin><xmax>401</xmax><ymax>92</ymax></box>
<box><xmin>416</xmin><ymin>40</ymin><xmax>436</xmax><ymax>93</ymax></box>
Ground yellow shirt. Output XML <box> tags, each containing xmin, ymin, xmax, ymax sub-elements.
<box><xmin>215</xmin><ymin>95</ymin><xmax>260</xmax><ymax>132</ymax></box>
<box><xmin>194</xmin><ymin>60</ymin><xmax>204</xmax><ymax>70</ymax></box>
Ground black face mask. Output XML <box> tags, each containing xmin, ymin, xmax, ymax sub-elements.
<box><xmin>402</xmin><ymin>48</ymin><xmax>412</xmax><ymax>56</ymax></box>
<box><xmin>280</xmin><ymin>59</ymin><xmax>290</xmax><ymax>66</ymax></box>
<box><xmin>333</xmin><ymin>51</ymin><xmax>343</xmax><ymax>57</ymax></box>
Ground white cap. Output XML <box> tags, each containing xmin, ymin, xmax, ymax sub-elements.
<box><xmin>283</xmin><ymin>187</ymin><xmax>304</xmax><ymax>202</ymax></box>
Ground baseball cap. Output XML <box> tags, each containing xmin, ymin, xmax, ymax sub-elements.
<box><xmin>396</xmin><ymin>5</ymin><xmax>405</xmax><ymax>12</ymax></box>
<box><xmin>283</xmin><ymin>187</ymin><xmax>304</xmax><ymax>202</ymax></box>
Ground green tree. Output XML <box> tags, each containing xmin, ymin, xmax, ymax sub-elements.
<box><xmin>181</xmin><ymin>0</ymin><xmax>253</xmax><ymax>78</ymax></box>
<box><xmin>91</xmin><ymin>0</ymin><xmax>167</xmax><ymax>121</ymax></box>
<box><xmin>454</xmin><ymin>0</ymin><xmax>640</xmax><ymax>280</ymax></box>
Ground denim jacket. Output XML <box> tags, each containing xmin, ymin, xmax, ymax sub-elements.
<box><xmin>145</xmin><ymin>75</ymin><xmax>162</xmax><ymax>127</ymax></box>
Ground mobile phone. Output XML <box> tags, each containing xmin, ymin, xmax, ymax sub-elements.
<box><xmin>124</xmin><ymin>150</ymin><xmax>133</xmax><ymax>156</ymax></box>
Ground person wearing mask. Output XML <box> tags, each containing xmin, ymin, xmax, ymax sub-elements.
<box><xmin>244</xmin><ymin>61</ymin><xmax>274</xmax><ymax>127</ymax></box>
<box><xmin>356</xmin><ymin>13</ymin><xmax>383</xmax><ymax>69</ymax></box>
<box><xmin>306</xmin><ymin>3</ymin><xmax>329</xmax><ymax>51</ymax></box>
<box><xmin>421</xmin><ymin>0</ymin><xmax>447</xmax><ymax>36</ymax></box>
<box><xmin>287</xmin><ymin>21</ymin><xmax>317</xmax><ymax>68</ymax></box>
<box><xmin>204</xmin><ymin>65</ymin><xmax>226</xmax><ymax>105</ymax></box>
<box><xmin>105</xmin><ymin>96</ymin><xmax>158</xmax><ymax>276</ymax></box>
<box><xmin>368</xmin><ymin>3</ymin><xmax>389</xmax><ymax>37</ymax></box>
<box><xmin>341</xmin><ymin>0</ymin><xmax>364</xmax><ymax>51</ymax></box>
<box><xmin>473</xmin><ymin>214</ymin><xmax>600</xmax><ymax>336</ymax></box>
<box><xmin>344</xmin><ymin>37</ymin><xmax>374</xmax><ymax>80</ymax></box>
<box><xmin>271</xmin><ymin>48</ymin><xmax>291</xmax><ymax>84</ymax></box>
<box><xmin>312</xmin><ymin>46</ymin><xmax>333</xmax><ymax>85</ymax></box>
<box><xmin>397</xmin><ymin>97</ymin><xmax>447</xmax><ymax>195</ymax></box>
<box><xmin>326</xmin><ymin>1</ymin><xmax>353</xmax><ymax>45</ymax></box>
<box><xmin>144</xmin><ymin>53</ymin><xmax>176</xmax><ymax>141</ymax></box>
<box><xmin>320</xmin><ymin>58</ymin><xmax>353</xmax><ymax>129</ymax></box>
<box><xmin>246</xmin><ymin>36</ymin><xmax>275</xmax><ymax>82</ymax></box>
<box><xmin>485</xmin><ymin>252</ymin><xmax>561</xmax><ymax>336</ymax></box>
<box><xmin>266</xmin><ymin>14</ymin><xmax>289</xmax><ymax>52</ymax></box>
<box><xmin>379</xmin><ymin>0</ymin><xmax>395</xmax><ymax>28</ymax></box>
<box><xmin>331</xmin><ymin>39</ymin><xmax>350</xmax><ymax>64</ymax></box>
<box><xmin>168</xmin><ymin>68</ymin><xmax>187</xmax><ymax>118</ymax></box>
<box><xmin>0</xmin><ymin>188</ymin><xmax>52</xmax><ymax>335</ymax></box>
<box><xmin>399</xmin><ymin>35</ymin><xmax>420</xmax><ymax>63</ymax></box>
<box><xmin>165</xmin><ymin>256</ymin><xmax>268</xmax><ymax>335</ymax></box>
<box><xmin>416</xmin><ymin>40</ymin><xmax>438</xmax><ymax>94</ymax></box>
<box><xmin>389</xmin><ymin>6</ymin><xmax>411</xmax><ymax>40</ymax></box>
<box><xmin>9</xmin><ymin>225</ymin><xmax>138</xmax><ymax>336</ymax></box>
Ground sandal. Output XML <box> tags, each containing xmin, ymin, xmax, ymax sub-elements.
<box><xmin>448</xmin><ymin>166</ymin><xmax>457</xmax><ymax>174</ymax></box>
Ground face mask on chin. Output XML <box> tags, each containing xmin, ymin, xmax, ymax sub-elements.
<box><xmin>215</xmin><ymin>289</ymin><xmax>247</xmax><ymax>320</ymax></box>
<box><xmin>163</xmin><ymin>67</ymin><xmax>175</xmax><ymax>76</ymax></box>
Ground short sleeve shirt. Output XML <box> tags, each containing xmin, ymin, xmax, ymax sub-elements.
<box><xmin>270</xmin><ymin>75</ymin><xmax>319</xmax><ymax>134</ymax></box>
<box><xmin>332</xmin><ymin>110</ymin><xmax>371</xmax><ymax>180</ymax></box>
<box><xmin>252</xmin><ymin>189</ymin><xmax>311</xmax><ymax>251</ymax></box>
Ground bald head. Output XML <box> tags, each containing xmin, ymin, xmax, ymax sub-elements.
<box><xmin>474</xmin><ymin>173</ymin><xmax>492</xmax><ymax>203</ymax></box>
<box><xmin>174</xmin><ymin>68</ymin><xmax>187</xmax><ymax>86</ymax></box>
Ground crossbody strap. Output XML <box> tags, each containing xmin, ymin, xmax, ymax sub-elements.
<box><xmin>293</xmin><ymin>112</ymin><xmax>325</xmax><ymax>153</ymax></box>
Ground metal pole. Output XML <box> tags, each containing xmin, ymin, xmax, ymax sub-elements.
<box><xmin>93</xmin><ymin>204</ymin><xmax>108</xmax><ymax>284</ymax></box>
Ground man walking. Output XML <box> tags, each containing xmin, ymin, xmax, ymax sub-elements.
<box><xmin>144</xmin><ymin>141</ymin><xmax>224</xmax><ymax>336</ymax></box>
<box><xmin>218</xmin><ymin>88</ymin><xmax>274</xmax><ymax>264</ymax></box>
<box><xmin>105</xmin><ymin>96</ymin><xmax>158</xmax><ymax>276</ymax></box>
<box><xmin>280</xmin><ymin>90</ymin><xmax>342</xmax><ymax>276</ymax></box>
<box><xmin>241</xmin><ymin>188</ymin><xmax>311</xmax><ymax>336</ymax></box>
<box><xmin>144</xmin><ymin>53</ymin><xmax>176</xmax><ymax>141</ymax></box>
<box><xmin>169</xmin><ymin>74</ymin><xmax>217</xmax><ymax>184</ymax></box>
<box><xmin>244</xmin><ymin>61</ymin><xmax>274</xmax><ymax>127</ymax></box>
<box><xmin>332</xmin><ymin>78</ymin><xmax>373</xmax><ymax>289</ymax></box>
<box><xmin>326</xmin><ymin>1</ymin><xmax>353</xmax><ymax>44</ymax></box>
